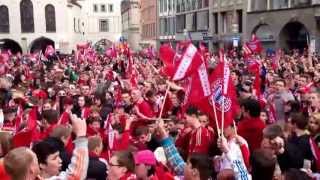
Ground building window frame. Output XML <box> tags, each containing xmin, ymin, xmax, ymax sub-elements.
<box><xmin>99</xmin><ymin>19</ymin><xmax>109</xmax><ymax>32</ymax></box>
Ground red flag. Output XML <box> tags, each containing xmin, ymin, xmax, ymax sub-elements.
<box><xmin>27</xmin><ymin>107</ymin><xmax>38</xmax><ymax>130</ymax></box>
<box><xmin>172</xmin><ymin>43</ymin><xmax>203</xmax><ymax>81</ymax></box>
<box><xmin>272</xmin><ymin>49</ymin><xmax>281</xmax><ymax>71</ymax></box>
<box><xmin>126</xmin><ymin>49</ymin><xmax>134</xmax><ymax>79</ymax></box>
<box><xmin>299</xmin><ymin>82</ymin><xmax>314</xmax><ymax>94</ymax></box>
<box><xmin>247</xmin><ymin>34</ymin><xmax>262</xmax><ymax>54</ymax></box>
<box><xmin>242</xmin><ymin>43</ymin><xmax>253</xmax><ymax>58</ymax></box>
<box><xmin>197</xmin><ymin>61</ymin><xmax>240</xmax><ymax>129</ymax></box>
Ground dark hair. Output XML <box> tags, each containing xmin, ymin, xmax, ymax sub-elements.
<box><xmin>135</xmin><ymin>126</ymin><xmax>149</xmax><ymax>137</ymax></box>
<box><xmin>114</xmin><ymin>151</ymin><xmax>135</xmax><ymax>172</ymax></box>
<box><xmin>185</xmin><ymin>106</ymin><xmax>200</xmax><ymax>116</ymax></box>
<box><xmin>87</xmin><ymin>116</ymin><xmax>101</xmax><ymax>125</ymax></box>
<box><xmin>42</xmin><ymin>109</ymin><xmax>59</xmax><ymax>124</ymax></box>
<box><xmin>250</xmin><ymin>149</ymin><xmax>276</xmax><ymax>180</ymax></box>
<box><xmin>284</xmin><ymin>168</ymin><xmax>311</xmax><ymax>180</ymax></box>
<box><xmin>263</xmin><ymin>124</ymin><xmax>284</xmax><ymax>139</ymax></box>
<box><xmin>291</xmin><ymin>113</ymin><xmax>308</xmax><ymax>130</ymax></box>
<box><xmin>32</xmin><ymin>141</ymin><xmax>60</xmax><ymax>165</ymax></box>
<box><xmin>241</xmin><ymin>98</ymin><xmax>261</xmax><ymax>118</ymax></box>
<box><xmin>188</xmin><ymin>154</ymin><xmax>213</xmax><ymax>180</ymax></box>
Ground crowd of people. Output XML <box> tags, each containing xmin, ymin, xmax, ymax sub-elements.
<box><xmin>0</xmin><ymin>41</ymin><xmax>319</xmax><ymax>180</ymax></box>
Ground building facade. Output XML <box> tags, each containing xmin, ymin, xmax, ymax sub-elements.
<box><xmin>209</xmin><ymin>0</ymin><xmax>247</xmax><ymax>51</ymax></box>
<box><xmin>79</xmin><ymin>0</ymin><xmax>122</xmax><ymax>48</ymax></box>
<box><xmin>158</xmin><ymin>0</ymin><xmax>176</xmax><ymax>48</ymax></box>
<box><xmin>121</xmin><ymin>0</ymin><xmax>141</xmax><ymax>51</ymax></box>
<box><xmin>247</xmin><ymin>0</ymin><xmax>320</xmax><ymax>52</ymax></box>
<box><xmin>0</xmin><ymin>0</ymin><xmax>84</xmax><ymax>54</ymax></box>
<box><xmin>140</xmin><ymin>0</ymin><xmax>157</xmax><ymax>48</ymax></box>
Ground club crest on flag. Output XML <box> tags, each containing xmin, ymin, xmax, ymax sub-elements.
<box><xmin>210</xmin><ymin>78</ymin><xmax>232</xmax><ymax>112</ymax></box>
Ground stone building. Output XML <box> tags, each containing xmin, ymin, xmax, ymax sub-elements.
<box><xmin>247</xmin><ymin>0</ymin><xmax>320</xmax><ymax>52</ymax></box>
<box><xmin>121</xmin><ymin>0</ymin><xmax>141</xmax><ymax>51</ymax></box>
<box><xmin>140</xmin><ymin>0</ymin><xmax>157</xmax><ymax>48</ymax></box>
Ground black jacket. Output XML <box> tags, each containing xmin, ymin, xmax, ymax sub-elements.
<box><xmin>87</xmin><ymin>154</ymin><xmax>107</xmax><ymax>180</ymax></box>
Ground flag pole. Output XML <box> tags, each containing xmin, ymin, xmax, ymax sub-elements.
<box><xmin>158</xmin><ymin>84</ymin><xmax>171</xmax><ymax>119</ymax></box>
<box><xmin>211</xmin><ymin>100</ymin><xmax>221</xmax><ymax>137</ymax></box>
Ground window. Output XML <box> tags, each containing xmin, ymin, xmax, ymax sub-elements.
<box><xmin>221</xmin><ymin>12</ymin><xmax>227</xmax><ymax>33</ymax></box>
<box><xmin>99</xmin><ymin>19</ymin><xmax>109</xmax><ymax>32</ymax></box>
<box><xmin>164</xmin><ymin>0</ymin><xmax>167</xmax><ymax>12</ymax></box>
<box><xmin>74</xmin><ymin>18</ymin><xmax>76</xmax><ymax>32</ymax></box>
<box><xmin>20</xmin><ymin>0</ymin><xmax>34</xmax><ymax>33</ymax></box>
<box><xmin>197</xmin><ymin>10</ymin><xmax>208</xmax><ymax>30</ymax></box>
<box><xmin>109</xmin><ymin>4</ymin><xmax>113</xmax><ymax>12</ymax></box>
<box><xmin>198</xmin><ymin>0</ymin><xmax>202</xmax><ymax>9</ymax></box>
<box><xmin>176</xmin><ymin>15</ymin><xmax>186</xmax><ymax>33</ymax></box>
<box><xmin>168</xmin><ymin>0</ymin><xmax>171</xmax><ymax>11</ymax></box>
<box><xmin>93</xmin><ymin>4</ymin><xmax>98</xmax><ymax>12</ymax></box>
<box><xmin>213</xmin><ymin>13</ymin><xmax>218</xmax><ymax>34</ymax></box>
<box><xmin>186</xmin><ymin>13</ymin><xmax>196</xmax><ymax>31</ymax></box>
<box><xmin>45</xmin><ymin>4</ymin><xmax>56</xmax><ymax>32</ymax></box>
<box><xmin>78</xmin><ymin>19</ymin><xmax>81</xmax><ymax>33</ymax></box>
<box><xmin>160</xmin><ymin>0</ymin><xmax>163</xmax><ymax>13</ymax></box>
<box><xmin>101</xmin><ymin>4</ymin><xmax>106</xmax><ymax>12</ymax></box>
<box><xmin>204</xmin><ymin>0</ymin><xmax>209</xmax><ymax>7</ymax></box>
<box><xmin>237</xmin><ymin>10</ymin><xmax>243</xmax><ymax>33</ymax></box>
<box><xmin>0</xmin><ymin>5</ymin><xmax>9</xmax><ymax>33</ymax></box>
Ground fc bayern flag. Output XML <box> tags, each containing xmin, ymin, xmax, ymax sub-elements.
<box><xmin>197</xmin><ymin>61</ymin><xmax>240</xmax><ymax>129</ymax></box>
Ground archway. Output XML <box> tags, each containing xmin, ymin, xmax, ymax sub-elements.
<box><xmin>0</xmin><ymin>39</ymin><xmax>23</xmax><ymax>54</ymax></box>
<box><xmin>30</xmin><ymin>37</ymin><xmax>54</xmax><ymax>53</ymax></box>
<box><xmin>279</xmin><ymin>21</ymin><xmax>309</xmax><ymax>52</ymax></box>
<box><xmin>252</xmin><ymin>24</ymin><xmax>275</xmax><ymax>50</ymax></box>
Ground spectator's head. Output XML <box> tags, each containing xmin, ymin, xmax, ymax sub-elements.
<box><xmin>274</xmin><ymin>79</ymin><xmax>286</xmax><ymax>92</ymax></box>
<box><xmin>261</xmin><ymin>124</ymin><xmax>284</xmax><ymax>154</ymax></box>
<box><xmin>217</xmin><ymin>169</ymin><xmax>235</xmax><ymax>180</ymax></box>
<box><xmin>81</xmin><ymin>84</ymin><xmax>90</xmax><ymax>96</ymax></box>
<box><xmin>241</xmin><ymin>98</ymin><xmax>261</xmax><ymax>118</ymax></box>
<box><xmin>131</xmin><ymin>89</ymin><xmax>142</xmax><ymax>103</ymax></box>
<box><xmin>31</xmin><ymin>141</ymin><xmax>62</xmax><ymax>178</ymax></box>
<box><xmin>184</xmin><ymin>154</ymin><xmax>213</xmax><ymax>180</ymax></box>
<box><xmin>309</xmin><ymin>113</ymin><xmax>320</xmax><ymax>135</ymax></box>
<box><xmin>3</xmin><ymin>107</ymin><xmax>16</xmax><ymax>122</ymax></box>
<box><xmin>4</xmin><ymin>147</ymin><xmax>40</xmax><ymax>180</ymax></box>
<box><xmin>290</xmin><ymin>113</ymin><xmax>308</xmax><ymax>131</ymax></box>
<box><xmin>308</xmin><ymin>91</ymin><xmax>320</xmax><ymax>108</ymax></box>
<box><xmin>0</xmin><ymin>132</ymin><xmax>12</xmax><ymax>157</ymax></box>
<box><xmin>77</xmin><ymin>95</ymin><xmax>86</xmax><ymax>108</ymax></box>
<box><xmin>260</xmin><ymin>110</ymin><xmax>269</xmax><ymax>123</ymax></box>
<box><xmin>185</xmin><ymin>106</ymin><xmax>200</xmax><ymax>127</ymax></box>
<box><xmin>88</xmin><ymin>136</ymin><xmax>103</xmax><ymax>156</ymax></box>
<box><xmin>42</xmin><ymin>99</ymin><xmax>53</xmax><ymax>111</ymax></box>
<box><xmin>42</xmin><ymin>109</ymin><xmax>59</xmax><ymax>127</ymax></box>
<box><xmin>135</xmin><ymin>126</ymin><xmax>150</xmax><ymax>145</ymax></box>
<box><xmin>284</xmin><ymin>168</ymin><xmax>311</xmax><ymax>180</ymax></box>
<box><xmin>87</xmin><ymin>116</ymin><xmax>101</xmax><ymax>132</ymax></box>
<box><xmin>250</xmin><ymin>149</ymin><xmax>276</xmax><ymax>180</ymax></box>
<box><xmin>109</xmin><ymin>151</ymin><xmax>135</xmax><ymax>180</ymax></box>
<box><xmin>199</xmin><ymin>113</ymin><xmax>209</xmax><ymax>127</ymax></box>
<box><xmin>134</xmin><ymin>150</ymin><xmax>156</xmax><ymax>179</ymax></box>
<box><xmin>49</xmin><ymin>125</ymin><xmax>72</xmax><ymax>146</ymax></box>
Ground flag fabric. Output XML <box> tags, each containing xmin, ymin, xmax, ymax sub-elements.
<box><xmin>171</xmin><ymin>43</ymin><xmax>203</xmax><ymax>81</ymax></box>
<box><xmin>247</xmin><ymin>34</ymin><xmax>263</xmax><ymax>54</ymax></box>
<box><xmin>272</xmin><ymin>49</ymin><xmax>281</xmax><ymax>71</ymax></box>
<box><xmin>242</xmin><ymin>43</ymin><xmax>253</xmax><ymax>58</ymax></box>
<box><xmin>196</xmin><ymin>57</ymin><xmax>240</xmax><ymax>129</ymax></box>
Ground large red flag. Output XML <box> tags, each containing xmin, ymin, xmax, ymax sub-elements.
<box><xmin>197</xmin><ymin>61</ymin><xmax>240</xmax><ymax>129</ymax></box>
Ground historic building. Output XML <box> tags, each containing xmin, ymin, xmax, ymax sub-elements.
<box><xmin>209</xmin><ymin>0</ymin><xmax>247</xmax><ymax>51</ymax></box>
<box><xmin>158</xmin><ymin>0</ymin><xmax>176</xmax><ymax>48</ymax></box>
<box><xmin>79</xmin><ymin>0</ymin><xmax>122</xmax><ymax>48</ymax></box>
<box><xmin>121</xmin><ymin>0</ymin><xmax>141</xmax><ymax>51</ymax></box>
<box><xmin>0</xmin><ymin>0</ymin><xmax>84</xmax><ymax>54</ymax></box>
<box><xmin>140</xmin><ymin>0</ymin><xmax>157</xmax><ymax>48</ymax></box>
<box><xmin>247</xmin><ymin>0</ymin><xmax>320</xmax><ymax>52</ymax></box>
<box><xmin>174</xmin><ymin>0</ymin><xmax>210</xmax><ymax>47</ymax></box>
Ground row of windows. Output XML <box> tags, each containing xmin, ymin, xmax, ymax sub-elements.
<box><xmin>93</xmin><ymin>4</ymin><xmax>114</xmax><ymax>13</ymax></box>
<box><xmin>0</xmin><ymin>0</ymin><xmax>55</xmax><ymax>33</ymax></box>
<box><xmin>212</xmin><ymin>10</ymin><xmax>243</xmax><ymax>34</ymax></box>
<box><xmin>142</xmin><ymin>23</ymin><xmax>156</xmax><ymax>38</ymax></box>
<box><xmin>176</xmin><ymin>0</ymin><xmax>209</xmax><ymax>13</ymax></box>
<box><xmin>250</xmin><ymin>0</ymin><xmax>311</xmax><ymax>11</ymax></box>
<box><xmin>176</xmin><ymin>11</ymin><xmax>209</xmax><ymax>33</ymax></box>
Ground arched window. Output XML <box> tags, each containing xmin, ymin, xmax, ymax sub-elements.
<box><xmin>0</xmin><ymin>5</ymin><xmax>9</xmax><ymax>33</ymax></box>
<box><xmin>45</xmin><ymin>4</ymin><xmax>56</xmax><ymax>32</ymax></box>
<box><xmin>20</xmin><ymin>0</ymin><xmax>34</xmax><ymax>33</ymax></box>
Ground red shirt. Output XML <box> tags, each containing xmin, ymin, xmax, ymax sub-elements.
<box><xmin>136</xmin><ymin>100</ymin><xmax>155</xmax><ymax>118</ymax></box>
<box><xmin>238</xmin><ymin>117</ymin><xmax>266</xmax><ymax>151</ymax></box>
<box><xmin>188</xmin><ymin>126</ymin><xmax>215</xmax><ymax>156</ymax></box>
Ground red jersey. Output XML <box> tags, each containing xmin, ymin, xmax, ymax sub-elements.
<box><xmin>188</xmin><ymin>126</ymin><xmax>215</xmax><ymax>156</ymax></box>
<box><xmin>136</xmin><ymin>100</ymin><xmax>155</xmax><ymax>118</ymax></box>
